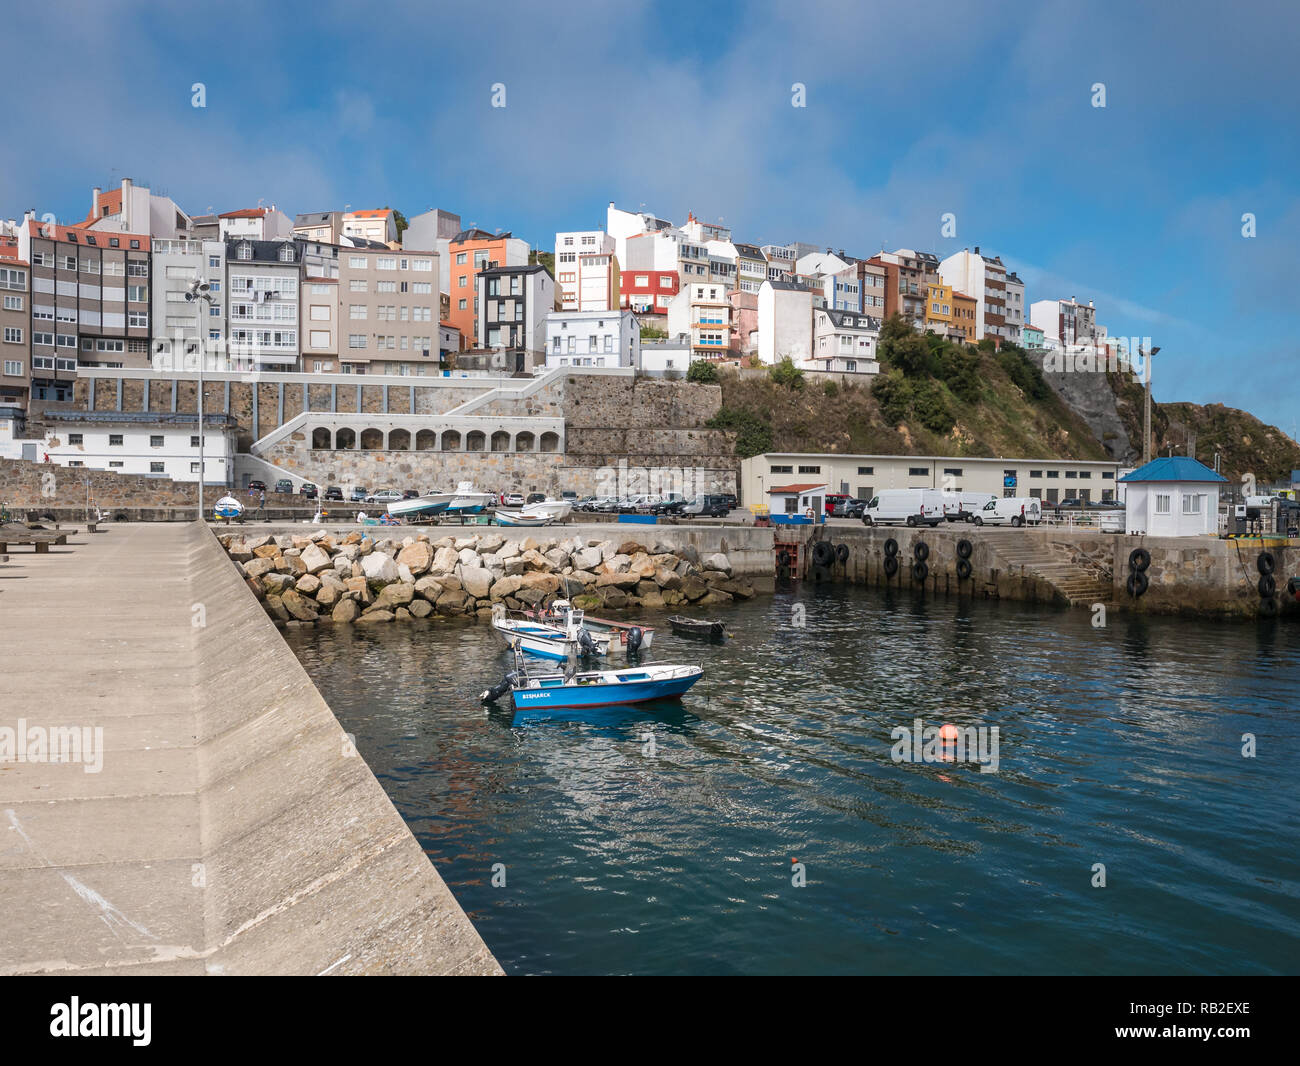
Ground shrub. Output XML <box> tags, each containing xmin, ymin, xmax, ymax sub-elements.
<box><xmin>686</xmin><ymin>359</ymin><xmax>718</xmax><ymax>383</ymax></box>
<box><xmin>769</xmin><ymin>357</ymin><xmax>805</xmax><ymax>389</ymax></box>
<box><xmin>871</xmin><ymin>370</ymin><xmax>913</xmax><ymax>426</ymax></box>
<box><xmin>913</xmin><ymin>380</ymin><xmax>955</xmax><ymax>434</ymax></box>
<box><xmin>823</xmin><ymin>379</ymin><xmax>839</xmax><ymax>398</ymax></box>
<box><xmin>708</xmin><ymin>407</ymin><xmax>773</xmax><ymax>459</ymax></box>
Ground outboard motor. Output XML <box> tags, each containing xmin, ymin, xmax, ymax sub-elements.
<box><xmin>480</xmin><ymin>670</ymin><xmax>519</xmax><ymax>704</ymax></box>
<box><xmin>625</xmin><ymin>626</ymin><xmax>644</xmax><ymax>655</ymax></box>
<box><xmin>577</xmin><ymin>627</ymin><xmax>597</xmax><ymax>656</ymax></box>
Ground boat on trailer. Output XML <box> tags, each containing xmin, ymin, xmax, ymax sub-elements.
<box><xmin>388</xmin><ymin>481</ymin><xmax>497</xmax><ymax>521</ymax></box>
<box><xmin>668</xmin><ymin>615</ymin><xmax>726</xmax><ymax>641</ymax></box>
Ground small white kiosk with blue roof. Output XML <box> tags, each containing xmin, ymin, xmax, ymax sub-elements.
<box><xmin>1119</xmin><ymin>457</ymin><xmax>1227</xmax><ymax>537</ymax></box>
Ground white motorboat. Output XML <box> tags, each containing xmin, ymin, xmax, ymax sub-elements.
<box><xmin>491</xmin><ymin>602</ymin><xmax>610</xmax><ymax>660</ymax></box>
<box><xmin>494</xmin><ymin>498</ymin><xmax>572</xmax><ymax>526</ymax></box>
<box><xmin>387</xmin><ymin>481</ymin><xmax>497</xmax><ymax>519</ymax></box>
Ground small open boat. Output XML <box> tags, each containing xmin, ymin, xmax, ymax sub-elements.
<box><xmin>668</xmin><ymin>616</ymin><xmax>726</xmax><ymax>641</ymax></box>
<box><xmin>495</xmin><ymin>509</ymin><xmax>555</xmax><ymax>527</ymax></box>
<box><xmin>527</xmin><ymin>599</ymin><xmax>655</xmax><ymax>651</ymax></box>
<box><xmin>491</xmin><ymin>602</ymin><xmax>609</xmax><ymax>660</ymax></box>
<box><xmin>213</xmin><ymin>495</ymin><xmax>244</xmax><ymax>520</ymax></box>
<box><xmin>482</xmin><ymin>659</ymin><xmax>703</xmax><ymax>709</ymax></box>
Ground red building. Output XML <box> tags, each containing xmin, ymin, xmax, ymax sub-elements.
<box><xmin>618</xmin><ymin>267</ymin><xmax>679</xmax><ymax>313</ymax></box>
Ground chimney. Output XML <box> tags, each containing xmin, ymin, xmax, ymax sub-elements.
<box><xmin>92</xmin><ymin>186</ymin><xmax>101</xmax><ymax>219</ymax></box>
<box><xmin>974</xmin><ymin>245</ymin><xmax>980</xmax><ymax>255</ymax></box>
<box><xmin>121</xmin><ymin>178</ymin><xmax>133</xmax><ymax>230</ymax></box>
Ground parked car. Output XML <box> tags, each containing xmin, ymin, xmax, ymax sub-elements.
<box><xmin>274</xmin><ymin>479</ymin><xmax>293</xmax><ymax>495</ymax></box>
<box><xmin>653</xmin><ymin>492</ymin><xmax>688</xmax><ymax>515</ymax></box>
<box><xmin>831</xmin><ymin>497</ymin><xmax>866</xmax><ymax>518</ymax></box>
<box><xmin>824</xmin><ymin>492</ymin><xmax>852</xmax><ymax>516</ymax></box>
<box><xmin>350</xmin><ymin>487</ymin><xmax>369</xmax><ymax>502</ymax></box>
<box><xmin>560</xmin><ymin>491</ymin><xmax>578</xmax><ymax>502</ymax></box>
<box><xmin>719</xmin><ymin>493</ymin><xmax>738</xmax><ymax>511</ymax></box>
<box><xmin>366</xmin><ymin>489</ymin><xmax>404</xmax><ymax>504</ymax></box>
<box><xmin>577</xmin><ymin>495</ymin><xmax>599</xmax><ymax>511</ymax></box>
<box><xmin>682</xmin><ymin>494</ymin><xmax>730</xmax><ymax>518</ymax></box>
<box><xmin>299</xmin><ymin>483</ymin><xmax>318</xmax><ymax>499</ymax></box>
<box><xmin>526</xmin><ymin>492</ymin><xmax>547</xmax><ymax>505</ymax></box>
<box><xmin>863</xmin><ymin>488</ymin><xmax>944</xmax><ymax>527</ymax></box>
<box><xmin>248</xmin><ymin>480</ymin><xmax>267</xmax><ymax>494</ymax></box>
<box><xmin>323</xmin><ymin>486</ymin><xmax>344</xmax><ymax>501</ymax></box>
<box><xmin>636</xmin><ymin>494</ymin><xmax>664</xmax><ymax>513</ymax></box>
<box><xmin>402</xmin><ymin>489</ymin><xmax>419</xmax><ymax>499</ymax></box>
<box><xmin>502</xmin><ymin>492</ymin><xmax>525</xmax><ymax>507</ymax></box>
<box><xmin>973</xmin><ymin>496</ymin><xmax>1042</xmax><ymax>527</ymax></box>
<box><xmin>594</xmin><ymin>496</ymin><xmax>622</xmax><ymax>513</ymax></box>
<box><xmin>942</xmin><ymin>491</ymin><xmax>997</xmax><ymax>522</ymax></box>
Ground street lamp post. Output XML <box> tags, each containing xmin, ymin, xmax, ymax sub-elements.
<box><xmin>186</xmin><ymin>279</ymin><xmax>213</xmax><ymax>522</ymax></box>
<box><xmin>1140</xmin><ymin>345</ymin><xmax>1162</xmax><ymax>466</ymax></box>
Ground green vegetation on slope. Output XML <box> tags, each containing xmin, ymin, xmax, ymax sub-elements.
<box><xmin>711</xmin><ymin>315</ymin><xmax>1110</xmax><ymax>461</ymax></box>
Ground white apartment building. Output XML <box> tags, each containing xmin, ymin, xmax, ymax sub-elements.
<box><xmin>733</xmin><ymin>243</ymin><xmax>769</xmax><ymax>295</ymax></box>
<box><xmin>1030</xmin><ymin>296</ymin><xmax>1101</xmax><ymax>350</ymax></box>
<box><xmin>342</xmin><ymin>209</ymin><xmax>399</xmax><ymax>245</ymax></box>
<box><xmin>757</xmin><ymin>280</ymin><xmax>813</xmax><ymax>365</ymax></box>
<box><xmin>218</xmin><ymin>207</ymin><xmax>293</xmax><ymax>242</ymax></box>
<box><xmin>554</xmin><ymin>230</ymin><xmax>620</xmax><ymax>311</ymax></box>
<box><xmin>225</xmin><ymin>239</ymin><xmax>301</xmax><ymax>371</ymax></box>
<box><xmin>807</xmin><ymin>308</ymin><xmax>881</xmax><ymax>374</ymax></box>
<box><xmin>150</xmin><ymin>238</ymin><xmax>229</xmax><ymax>371</ymax></box>
<box><xmin>83</xmin><ymin>178</ymin><xmax>192</xmax><ymax>239</ymax></box>
<box><xmin>544</xmin><ymin>309</ymin><xmax>640</xmax><ymax>368</ymax></box>
<box><xmin>667</xmin><ymin>283</ymin><xmax>732</xmax><ymax>359</ymax></box>
<box><xmin>938</xmin><ymin>246</ymin><xmax>1008</xmax><ymax>343</ymax></box>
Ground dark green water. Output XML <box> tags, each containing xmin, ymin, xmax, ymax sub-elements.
<box><xmin>283</xmin><ymin>585</ymin><xmax>1300</xmax><ymax>975</ymax></box>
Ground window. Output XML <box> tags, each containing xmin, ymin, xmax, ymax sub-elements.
<box><xmin>66</xmin><ymin>433</ymin><xmax>83</xmax><ymax>444</ymax></box>
<box><xmin>1182</xmin><ymin>494</ymin><xmax>1203</xmax><ymax>514</ymax></box>
<box><xmin>109</xmin><ymin>461</ymin><xmax>123</xmax><ymax>468</ymax></box>
<box><xmin>377</xmin><ymin>257</ymin><xmax>396</xmax><ymax>270</ymax></box>
<box><xmin>128</xmin><ymin>311</ymin><xmax>148</xmax><ymax>328</ymax></box>
<box><xmin>1078</xmin><ymin>471</ymin><xmax>1091</xmax><ymax>479</ymax></box>
<box><xmin>1046</xmin><ymin>470</ymin><xmax>1059</xmax><ymax>479</ymax></box>
<box><xmin>190</xmin><ymin>436</ymin><xmax>200</xmax><ymax>447</ymax></box>
<box><xmin>127</xmin><ymin>285</ymin><xmax>147</xmax><ymax>302</ymax></box>
<box><xmin>1030</xmin><ymin>470</ymin><xmax>1043</xmax><ymax>478</ymax></box>
<box><xmin>1155</xmin><ymin>493</ymin><xmax>1171</xmax><ymax>515</ymax></box>
<box><xmin>150</xmin><ymin>462</ymin><xmax>164</xmax><ymax>473</ymax></box>
<box><xmin>150</xmin><ymin>435</ymin><xmax>164</xmax><ymax>447</ymax></box>
<box><xmin>798</xmin><ymin>465</ymin><xmax>821</xmax><ymax>474</ymax></box>
<box><xmin>458</xmin><ymin>275</ymin><xmax>467</xmax><ymax>288</ymax></box>
<box><xmin>349</xmin><ymin>305</ymin><xmax>367</xmax><ymax>319</ymax></box>
<box><xmin>209</xmin><ymin>256</ymin><xmax>221</xmax><ymax>269</ymax></box>
<box><xmin>127</xmin><ymin>261</ymin><xmax>148</xmax><ymax>277</ymax></box>
<box><xmin>857</xmin><ymin>466</ymin><xmax>873</xmax><ymax>475</ymax></box>
<box><xmin>109</xmin><ymin>434</ymin><xmax>123</xmax><ymax>446</ymax></box>
<box><xmin>191</xmin><ymin>462</ymin><xmax>200</xmax><ymax>473</ymax></box>
<box><xmin>348</xmin><ymin>335</ymin><xmax>367</xmax><ymax>349</ymax></box>
<box><xmin>0</xmin><ymin>267</ymin><xmax>27</xmax><ymax>289</ymax></box>
<box><xmin>943</xmin><ymin>467</ymin><xmax>963</xmax><ymax>477</ymax></box>
<box><xmin>456</xmin><ymin>252</ymin><xmax>467</xmax><ymax>265</ymax></box>
<box><xmin>770</xmin><ymin>465</ymin><xmax>793</xmax><ymax>474</ymax></box>
<box><xmin>1065</xmin><ymin>470</ymin><xmax>1078</xmax><ymax>479</ymax></box>
<box><xmin>349</xmin><ymin>279</ymin><xmax>367</xmax><ymax>293</ymax></box>
<box><xmin>458</xmin><ymin>298</ymin><xmax>467</xmax><ymax>310</ymax></box>
<box><xmin>4</xmin><ymin>295</ymin><xmax>23</xmax><ymax>310</ymax></box>
<box><xmin>1103</xmin><ymin>471</ymin><xmax>1114</xmax><ymax>479</ymax></box>
<box><xmin>3</xmin><ymin>360</ymin><xmax>22</xmax><ymax>375</ymax></box>
<box><xmin>3</xmin><ymin>327</ymin><xmax>22</xmax><ymax>344</ymax></box>
<box><xmin>909</xmin><ymin>467</ymin><xmax>928</xmax><ymax>476</ymax></box>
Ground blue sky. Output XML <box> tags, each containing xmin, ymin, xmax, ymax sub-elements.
<box><xmin>6</xmin><ymin>0</ymin><xmax>1298</xmax><ymax>434</ymax></box>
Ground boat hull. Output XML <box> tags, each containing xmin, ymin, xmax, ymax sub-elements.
<box><xmin>512</xmin><ymin>668</ymin><xmax>702</xmax><ymax>709</ymax></box>
<box><xmin>492</xmin><ymin>618</ymin><xmax>608</xmax><ymax>659</ymax></box>
<box><xmin>388</xmin><ymin>496</ymin><xmax>451</xmax><ymax>517</ymax></box>
<box><xmin>495</xmin><ymin>509</ymin><xmax>553</xmax><ymax>527</ymax></box>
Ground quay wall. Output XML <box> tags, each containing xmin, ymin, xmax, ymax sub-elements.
<box><xmin>189</xmin><ymin>522</ymin><xmax>502</xmax><ymax>973</ymax></box>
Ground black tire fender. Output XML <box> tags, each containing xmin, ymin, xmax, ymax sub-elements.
<box><xmin>1258</xmin><ymin>573</ymin><xmax>1276</xmax><ymax>598</ymax></box>
<box><xmin>912</xmin><ymin>560</ymin><xmax>929</xmax><ymax>583</ymax></box>
<box><xmin>1257</xmin><ymin>551</ymin><xmax>1276</xmax><ymax>576</ymax></box>
<box><xmin>1126</xmin><ymin>570</ymin><xmax>1149</xmax><ymax>598</ymax></box>
<box><xmin>883</xmin><ymin>538</ymin><xmax>899</xmax><ymax>558</ymax></box>
<box><xmin>913</xmin><ymin>541</ymin><xmax>930</xmax><ymax>562</ymax></box>
<box><xmin>883</xmin><ymin>555</ymin><xmax>899</xmax><ymax>577</ymax></box>
<box><xmin>956</xmin><ymin>557</ymin><xmax>972</xmax><ymax>580</ymax></box>
<box><xmin>1129</xmin><ymin>548</ymin><xmax>1151</xmax><ymax>572</ymax></box>
<box><xmin>956</xmin><ymin>538</ymin><xmax>973</xmax><ymax>560</ymax></box>
<box><xmin>835</xmin><ymin>542</ymin><xmax>849</xmax><ymax>564</ymax></box>
<box><xmin>811</xmin><ymin>540</ymin><xmax>835</xmax><ymax>567</ymax></box>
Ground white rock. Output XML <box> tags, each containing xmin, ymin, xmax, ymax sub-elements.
<box><xmin>361</xmin><ymin>552</ymin><xmax>400</xmax><ymax>585</ymax></box>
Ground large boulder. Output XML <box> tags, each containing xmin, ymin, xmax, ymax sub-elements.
<box><xmin>436</xmin><ymin>588</ymin><xmax>469</xmax><ymax>612</ymax></box>
<box><xmin>544</xmin><ymin>547</ymin><xmax>570</xmax><ymax>571</ymax></box>
<box><xmin>490</xmin><ymin>575</ymin><xmax>524</xmax><ymax>601</ymax></box>
<box><xmin>252</xmin><ymin>543</ymin><xmax>281</xmax><ymax>560</ymax></box>
<box><xmin>459</xmin><ymin>565</ymin><xmax>494</xmax><ymax>600</ymax></box>
<box><xmin>453</xmin><ymin>535</ymin><xmax>480</xmax><ymax>551</ymax></box>
<box><xmin>617</xmin><ymin>541</ymin><xmax>646</xmax><ymax>557</ymax></box>
<box><xmin>432</xmin><ymin>545</ymin><xmax>460</xmax><ymax>573</ymax></box>
<box><xmin>502</xmin><ymin>557</ymin><xmax>527</xmax><ymax>576</ymax></box>
<box><xmin>519</xmin><ymin>572</ymin><xmax>561</xmax><ymax>595</ymax></box>
<box><xmin>680</xmin><ymin>574</ymin><xmax>709</xmax><ymax>601</ymax></box>
<box><xmin>357</xmin><ymin>609</ymin><xmax>395</xmax><ymax>624</ymax></box>
<box><xmin>414</xmin><ymin>575</ymin><xmax>444</xmax><ymax>602</ymax></box>
<box><xmin>264</xmin><ymin>594</ymin><xmax>290</xmax><ymax>621</ymax></box>
<box><xmin>707</xmin><ymin>576</ymin><xmax>755</xmax><ymax>599</ymax></box>
<box><xmin>596</xmin><ymin>570</ymin><xmax>640</xmax><ymax>590</ymax></box>
<box><xmin>281</xmin><ymin>589</ymin><xmax>320</xmax><ymax>621</ymax></box>
<box><xmin>408</xmin><ymin>598</ymin><xmax>433</xmax><ymax>619</ymax></box>
<box><xmin>702</xmin><ymin>552</ymin><xmax>732</xmax><ymax>575</ymax></box>
<box><xmin>521</xmin><ymin>549</ymin><xmax>551</xmax><ymax>572</ymax></box>
<box><xmin>244</xmin><ymin>557</ymin><xmax>276</xmax><ymax>579</ymax></box>
<box><xmin>263</xmin><ymin>572</ymin><xmax>295</xmax><ymax>593</ymax></box>
<box><xmin>653</xmin><ymin>566</ymin><xmax>682</xmax><ymax>590</ymax></box>
<box><xmin>397</xmin><ymin>541</ymin><xmax>433</xmax><ymax>575</ymax></box>
<box><xmin>698</xmin><ymin>589</ymin><xmax>735</xmax><ymax>607</ymax></box>
<box><xmin>477</xmin><ymin>533</ymin><xmax>506</xmax><ymax>556</ymax></box>
<box><xmin>598</xmin><ymin>587</ymin><xmax>629</xmax><ymax>609</ymax></box>
<box><xmin>496</xmin><ymin>540</ymin><xmax>522</xmax><ymax>560</ymax></box>
<box><xmin>345</xmin><ymin>576</ymin><xmax>374</xmax><ymax>605</ymax></box>
<box><xmin>331</xmin><ymin>598</ymin><xmax>359</xmax><ymax>623</ymax></box>
<box><xmin>571</xmin><ymin>546</ymin><xmax>603</xmax><ymax>570</ymax></box>
<box><xmin>361</xmin><ymin>552</ymin><xmax>400</xmax><ymax>586</ymax></box>
<box><xmin>295</xmin><ymin>573</ymin><xmax>322</xmax><ymax>595</ymax></box>
<box><xmin>374</xmin><ymin>582</ymin><xmax>415</xmax><ymax>610</ymax></box>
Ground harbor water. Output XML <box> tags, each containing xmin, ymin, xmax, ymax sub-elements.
<box><xmin>283</xmin><ymin>586</ymin><xmax>1300</xmax><ymax>975</ymax></box>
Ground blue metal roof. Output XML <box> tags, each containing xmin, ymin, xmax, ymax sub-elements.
<box><xmin>1118</xmin><ymin>457</ymin><xmax>1227</xmax><ymax>483</ymax></box>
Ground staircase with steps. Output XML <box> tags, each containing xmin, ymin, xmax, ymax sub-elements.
<box><xmin>990</xmin><ymin>536</ymin><xmax>1116</xmax><ymax>607</ymax></box>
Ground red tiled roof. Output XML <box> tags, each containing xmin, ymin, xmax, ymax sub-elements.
<box><xmin>24</xmin><ymin>219</ymin><xmax>151</xmax><ymax>249</ymax></box>
<box><xmin>219</xmin><ymin>207</ymin><xmax>271</xmax><ymax>219</ymax></box>
<box><xmin>80</xmin><ymin>188</ymin><xmax>124</xmax><ymax>226</ymax></box>
<box><xmin>768</xmin><ymin>483</ymin><xmax>828</xmax><ymax>494</ymax></box>
<box><xmin>347</xmin><ymin>209</ymin><xmax>392</xmax><ymax>219</ymax></box>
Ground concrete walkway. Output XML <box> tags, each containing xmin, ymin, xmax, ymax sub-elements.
<box><xmin>0</xmin><ymin>523</ymin><xmax>500</xmax><ymax>975</ymax></box>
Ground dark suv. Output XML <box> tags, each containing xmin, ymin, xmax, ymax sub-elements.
<box><xmin>299</xmin><ymin>483</ymin><xmax>318</xmax><ymax>499</ymax></box>
<box><xmin>685</xmin><ymin>494</ymin><xmax>730</xmax><ymax>518</ymax></box>
<box><xmin>324</xmin><ymin>486</ymin><xmax>344</xmax><ymax>501</ymax></box>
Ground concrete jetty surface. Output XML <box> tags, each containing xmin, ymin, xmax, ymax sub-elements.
<box><xmin>0</xmin><ymin>522</ymin><xmax>501</xmax><ymax>975</ymax></box>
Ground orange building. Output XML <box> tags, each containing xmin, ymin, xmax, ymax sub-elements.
<box><xmin>444</xmin><ymin>228</ymin><xmax>529</xmax><ymax>343</ymax></box>
<box><xmin>950</xmin><ymin>291</ymin><xmax>978</xmax><ymax>343</ymax></box>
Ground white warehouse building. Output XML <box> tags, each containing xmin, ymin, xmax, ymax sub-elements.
<box><xmin>38</xmin><ymin>411</ymin><xmax>238</xmax><ymax>485</ymax></box>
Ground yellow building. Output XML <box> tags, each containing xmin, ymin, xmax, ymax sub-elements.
<box><xmin>925</xmin><ymin>281</ymin><xmax>954</xmax><ymax>333</ymax></box>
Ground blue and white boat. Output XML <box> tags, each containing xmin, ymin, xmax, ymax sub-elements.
<box><xmin>482</xmin><ymin>662</ymin><xmax>703</xmax><ymax>709</ymax></box>
<box><xmin>387</xmin><ymin>481</ymin><xmax>496</xmax><ymax>520</ymax></box>
<box><xmin>491</xmin><ymin>602</ymin><xmax>610</xmax><ymax>661</ymax></box>
<box><xmin>213</xmin><ymin>495</ymin><xmax>244</xmax><ymax>520</ymax></box>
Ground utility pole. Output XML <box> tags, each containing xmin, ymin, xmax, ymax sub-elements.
<box><xmin>186</xmin><ymin>277</ymin><xmax>214</xmax><ymax>522</ymax></box>
<box><xmin>1141</xmin><ymin>344</ymin><xmax>1161</xmax><ymax>465</ymax></box>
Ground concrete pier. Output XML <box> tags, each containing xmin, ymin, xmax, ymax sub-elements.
<box><xmin>0</xmin><ymin>523</ymin><xmax>501</xmax><ymax>975</ymax></box>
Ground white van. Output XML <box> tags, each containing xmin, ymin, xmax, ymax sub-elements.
<box><xmin>943</xmin><ymin>491</ymin><xmax>998</xmax><ymax>522</ymax></box>
<box><xmin>974</xmin><ymin>496</ymin><xmax>1042</xmax><ymax>527</ymax></box>
<box><xmin>863</xmin><ymin>488</ymin><xmax>945</xmax><ymax>527</ymax></box>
